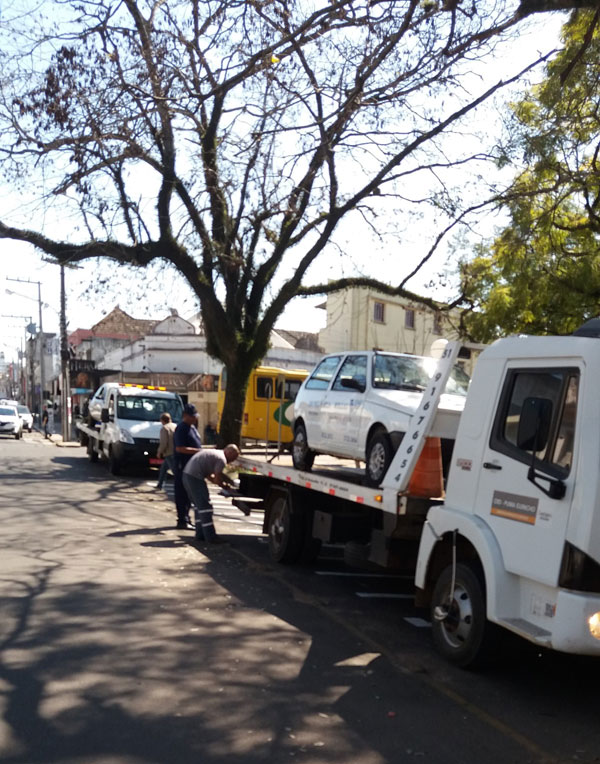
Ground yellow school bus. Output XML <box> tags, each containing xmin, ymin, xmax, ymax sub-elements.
<box><xmin>217</xmin><ymin>366</ymin><xmax>308</xmax><ymax>444</ymax></box>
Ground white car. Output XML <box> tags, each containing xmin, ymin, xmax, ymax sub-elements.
<box><xmin>0</xmin><ymin>405</ymin><xmax>23</xmax><ymax>440</ymax></box>
<box><xmin>291</xmin><ymin>351</ymin><xmax>469</xmax><ymax>486</ymax></box>
<box><xmin>16</xmin><ymin>404</ymin><xmax>33</xmax><ymax>432</ymax></box>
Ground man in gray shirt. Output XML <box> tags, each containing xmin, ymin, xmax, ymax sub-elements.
<box><xmin>182</xmin><ymin>445</ymin><xmax>240</xmax><ymax>543</ymax></box>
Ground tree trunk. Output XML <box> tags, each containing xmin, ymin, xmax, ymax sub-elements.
<box><xmin>217</xmin><ymin>360</ymin><xmax>253</xmax><ymax>447</ymax></box>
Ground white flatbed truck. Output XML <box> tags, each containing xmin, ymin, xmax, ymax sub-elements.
<box><xmin>77</xmin><ymin>383</ymin><xmax>183</xmax><ymax>475</ymax></box>
<box><xmin>234</xmin><ymin>327</ymin><xmax>600</xmax><ymax>666</ymax></box>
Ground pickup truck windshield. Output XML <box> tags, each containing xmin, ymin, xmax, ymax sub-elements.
<box><xmin>373</xmin><ymin>355</ymin><xmax>470</xmax><ymax>396</ymax></box>
<box><xmin>116</xmin><ymin>395</ymin><xmax>183</xmax><ymax>422</ymax></box>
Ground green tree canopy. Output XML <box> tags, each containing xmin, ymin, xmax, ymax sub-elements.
<box><xmin>460</xmin><ymin>8</ymin><xmax>600</xmax><ymax>342</ymax></box>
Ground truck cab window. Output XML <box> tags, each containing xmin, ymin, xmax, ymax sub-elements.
<box><xmin>492</xmin><ymin>368</ymin><xmax>579</xmax><ymax>475</ymax></box>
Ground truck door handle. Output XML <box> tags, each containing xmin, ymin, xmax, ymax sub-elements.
<box><xmin>483</xmin><ymin>462</ymin><xmax>502</xmax><ymax>471</ymax></box>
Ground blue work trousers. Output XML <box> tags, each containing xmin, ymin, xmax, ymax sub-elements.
<box><xmin>174</xmin><ymin>458</ymin><xmax>192</xmax><ymax>523</ymax></box>
<box><xmin>182</xmin><ymin>472</ymin><xmax>216</xmax><ymax>542</ymax></box>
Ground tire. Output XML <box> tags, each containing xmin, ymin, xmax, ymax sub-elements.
<box><xmin>14</xmin><ymin>431</ymin><xmax>21</xmax><ymax>440</ymax></box>
<box><xmin>87</xmin><ymin>439</ymin><xmax>99</xmax><ymax>463</ymax></box>
<box><xmin>292</xmin><ymin>423</ymin><xmax>315</xmax><ymax>472</ymax></box>
<box><xmin>365</xmin><ymin>429</ymin><xmax>393</xmax><ymax>487</ymax></box>
<box><xmin>431</xmin><ymin>562</ymin><xmax>497</xmax><ymax>668</ymax></box>
<box><xmin>267</xmin><ymin>493</ymin><xmax>304</xmax><ymax>564</ymax></box>
<box><xmin>108</xmin><ymin>447</ymin><xmax>122</xmax><ymax>476</ymax></box>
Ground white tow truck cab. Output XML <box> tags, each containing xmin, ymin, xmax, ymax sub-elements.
<box><xmin>77</xmin><ymin>383</ymin><xmax>183</xmax><ymax>475</ymax></box>
<box><xmin>234</xmin><ymin>323</ymin><xmax>600</xmax><ymax>666</ymax></box>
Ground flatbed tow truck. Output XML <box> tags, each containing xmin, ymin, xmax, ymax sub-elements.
<box><xmin>232</xmin><ymin>331</ymin><xmax>600</xmax><ymax>667</ymax></box>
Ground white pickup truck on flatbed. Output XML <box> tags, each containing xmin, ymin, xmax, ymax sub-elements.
<box><xmin>234</xmin><ymin>326</ymin><xmax>600</xmax><ymax>667</ymax></box>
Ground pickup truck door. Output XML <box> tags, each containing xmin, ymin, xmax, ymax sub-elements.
<box><xmin>473</xmin><ymin>364</ymin><xmax>579</xmax><ymax>589</ymax></box>
<box><xmin>324</xmin><ymin>354</ymin><xmax>368</xmax><ymax>457</ymax></box>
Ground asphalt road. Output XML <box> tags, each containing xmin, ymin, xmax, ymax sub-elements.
<box><xmin>1</xmin><ymin>432</ymin><xmax>599</xmax><ymax>764</ymax></box>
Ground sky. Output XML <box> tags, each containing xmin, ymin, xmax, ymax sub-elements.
<box><xmin>0</xmin><ymin>8</ymin><xmax>567</xmax><ymax>365</ymax></box>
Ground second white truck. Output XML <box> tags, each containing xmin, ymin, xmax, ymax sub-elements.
<box><xmin>78</xmin><ymin>383</ymin><xmax>183</xmax><ymax>474</ymax></box>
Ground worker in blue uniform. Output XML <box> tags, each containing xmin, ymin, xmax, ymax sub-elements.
<box><xmin>172</xmin><ymin>403</ymin><xmax>202</xmax><ymax>528</ymax></box>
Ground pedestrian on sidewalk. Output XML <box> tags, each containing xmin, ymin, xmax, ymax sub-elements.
<box><xmin>156</xmin><ymin>412</ymin><xmax>176</xmax><ymax>490</ymax></box>
<box><xmin>173</xmin><ymin>403</ymin><xmax>202</xmax><ymax>529</ymax></box>
<box><xmin>183</xmin><ymin>444</ymin><xmax>240</xmax><ymax>543</ymax></box>
<box><xmin>42</xmin><ymin>406</ymin><xmax>50</xmax><ymax>439</ymax></box>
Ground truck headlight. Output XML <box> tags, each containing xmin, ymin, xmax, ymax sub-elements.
<box><xmin>588</xmin><ymin>613</ymin><xmax>600</xmax><ymax>640</ymax></box>
<box><xmin>119</xmin><ymin>428</ymin><xmax>135</xmax><ymax>444</ymax></box>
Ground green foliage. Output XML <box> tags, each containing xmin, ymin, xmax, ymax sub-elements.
<box><xmin>460</xmin><ymin>9</ymin><xmax>600</xmax><ymax>342</ymax></box>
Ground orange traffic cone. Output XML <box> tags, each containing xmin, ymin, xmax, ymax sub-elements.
<box><xmin>408</xmin><ymin>437</ymin><xmax>444</xmax><ymax>498</ymax></box>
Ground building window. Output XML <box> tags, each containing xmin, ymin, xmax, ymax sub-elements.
<box><xmin>373</xmin><ymin>301</ymin><xmax>385</xmax><ymax>324</ymax></box>
<box><xmin>405</xmin><ymin>309</ymin><xmax>415</xmax><ymax>330</ymax></box>
<box><xmin>433</xmin><ymin>312</ymin><xmax>443</xmax><ymax>335</ymax></box>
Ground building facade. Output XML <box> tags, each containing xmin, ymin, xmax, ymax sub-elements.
<box><xmin>317</xmin><ymin>287</ymin><xmax>483</xmax><ymax>375</ymax></box>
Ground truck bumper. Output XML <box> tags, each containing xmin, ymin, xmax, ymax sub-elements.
<box><xmin>113</xmin><ymin>439</ymin><xmax>159</xmax><ymax>467</ymax></box>
<box><xmin>549</xmin><ymin>590</ymin><xmax>600</xmax><ymax>655</ymax></box>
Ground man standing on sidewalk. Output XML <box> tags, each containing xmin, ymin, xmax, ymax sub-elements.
<box><xmin>173</xmin><ymin>404</ymin><xmax>202</xmax><ymax>529</ymax></box>
<box><xmin>183</xmin><ymin>445</ymin><xmax>239</xmax><ymax>544</ymax></box>
<box><xmin>156</xmin><ymin>412</ymin><xmax>176</xmax><ymax>490</ymax></box>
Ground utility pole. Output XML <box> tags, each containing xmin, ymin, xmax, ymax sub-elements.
<box><xmin>60</xmin><ymin>265</ymin><xmax>70</xmax><ymax>441</ymax></box>
<box><xmin>7</xmin><ymin>278</ymin><xmax>45</xmax><ymax>419</ymax></box>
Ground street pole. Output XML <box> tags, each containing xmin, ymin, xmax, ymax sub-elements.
<box><xmin>60</xmin><ymin>265</ymin><xmax>70</xmax><ymax>441</ymax></box>
<box><xmin>37</xmin><ymin>280</ymin><xmax>45</xmax><ymax>418</ymax></box>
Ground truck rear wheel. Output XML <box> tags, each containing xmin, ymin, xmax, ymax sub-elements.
<box><xmin>267</xmin><ymin>493</ymin><xmax>304</xmax><ymax>563</ymax></box>
<box><xmin>87</xmin><ymin>439</ymin><xmax>98</xmax><ymax>463</ymax></box>
<box><xmin>430</xmin><ymin>562</ymin><xmax>497</xmax><ymax>668</ymax></box>
<box><xmin>292</xmin><ymin>423</ymin><xmax>315</xmax><ymax>472</ymax></box>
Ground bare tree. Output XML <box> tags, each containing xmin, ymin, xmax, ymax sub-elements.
<box><xmin>0</xmin><ymin>0</ymin><xmax>557</xmax><ymax>442</ymax></box>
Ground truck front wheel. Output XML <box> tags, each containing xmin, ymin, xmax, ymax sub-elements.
<box><xmin>108</xmin><ymin>447</ymin><xmax>122</xmax><ymax>476</ymax></box>
<box><xmin>431</xmin><ymin>562</ymin><xmax>497</xmax><ymax>668</ymax></box>
<box><xmin>365</xmin><ymin>429</ymin><xmax>393</xmax><ymax>487</ymax></box>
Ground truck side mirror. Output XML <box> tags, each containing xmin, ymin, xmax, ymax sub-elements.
<box><xmin>101</xmin><ymin>408</ymin><xmax>110</xmax><ymax>424</ymax></box>
<box><xmin>517</xmin><ymin>397</ymin><xmax>552</xmax><ymax>453</ymax></box>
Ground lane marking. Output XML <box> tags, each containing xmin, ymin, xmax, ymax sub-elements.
<box><xmin>315</xmin><ymin>571</ymin><xmax>412</xmax><ymax>579</ymax></box>
<box><xmin>404</xmin><ymin>617</ymin><xmax>431</xmax><ymax>628</ymax></box>
<box><xmin>355</xmin><ymin>592</ymin><xmax>413</xmax><ymax>599</ymax></box>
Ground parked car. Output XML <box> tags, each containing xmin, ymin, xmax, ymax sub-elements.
<box><xmin>16</xmin><ymin>404</ymin><xmax>33</xmax><ymax>432</ymax></box>
<box><xmin>0</xmin><ymin>405</ymin><xmax>23</xmax><ymax>440</ymax></box>
<box><xmin>291</xmin><ymin>351</ymin><xmax>469</xmax><ymax>486</ymax></box>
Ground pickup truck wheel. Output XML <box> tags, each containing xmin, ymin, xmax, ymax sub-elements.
<box><xmin>292</xmin><ymin>423</ymin><xmax>315</xmax><ymax>472</ymax></box>
<box><xmin>431</xmin><ymin>562</ymin><xmax>496</xmax><ymax>668</ymax></box>
<box><xmin>267</xmin><ymin>494</ymin><xmax>303</xmax><ymax>563</ymax></box>
<box><xmin>108</xmin><ymin>447</ymin><xmax>122</xmax><ymax>476</ymax></box>
<box><xmin>87</xmin><ymin>439</ymin><xmax>98</xmax><ymax>463</ymax></box>
<box><xmin>365</xmin><ymin>430</ymin><xmax>393</xmax><ymax>487</ymax></box>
